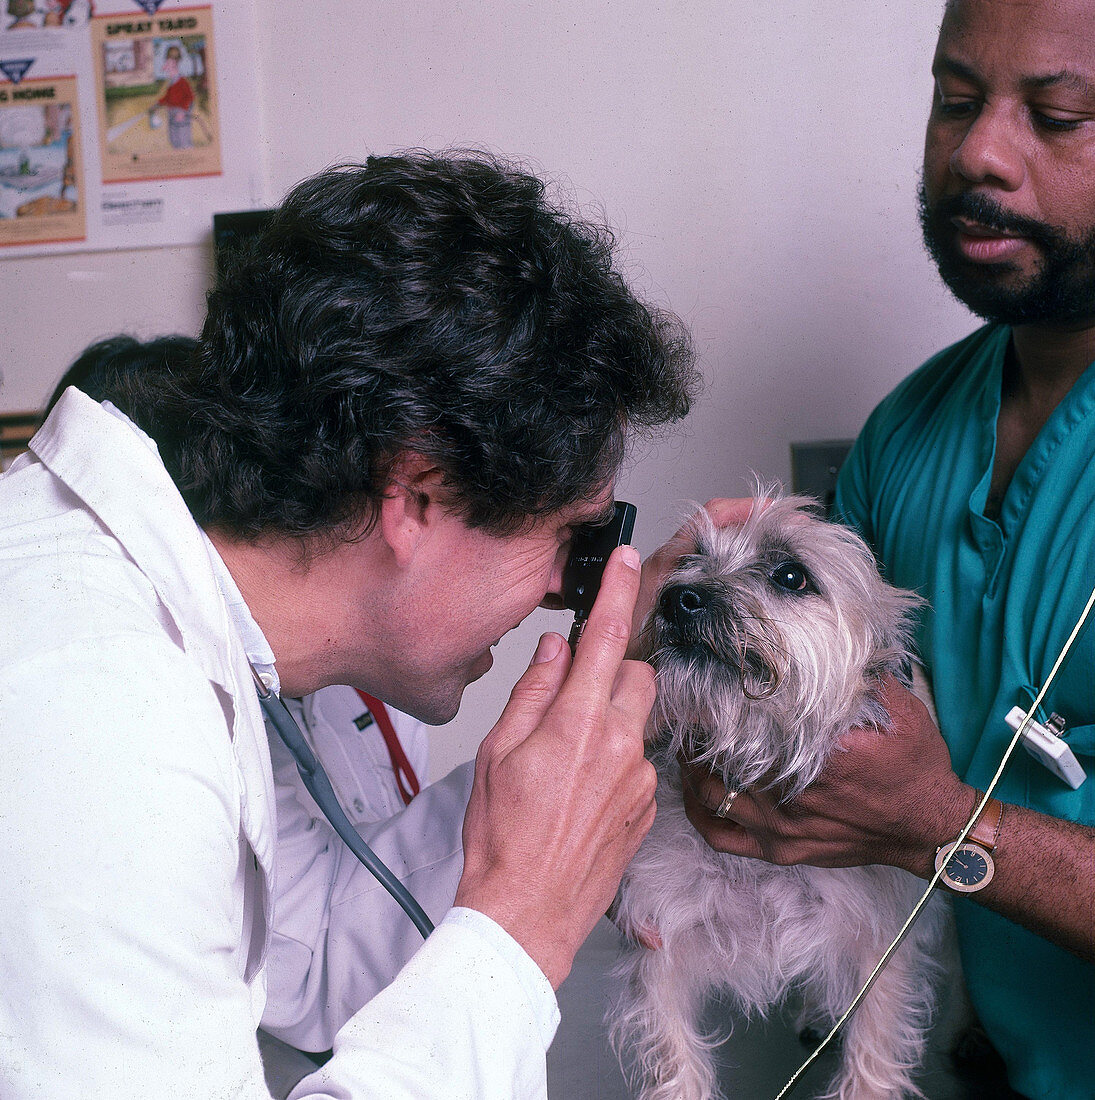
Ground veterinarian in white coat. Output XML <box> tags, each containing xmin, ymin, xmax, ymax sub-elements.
<box><xmin>0</xmin><ymin>393</ymin><xmax>538</xmax><ymax>1099</ymax></box>
<box><xmin>0</xmin><ymin>153</ymin><xmax>702</xmax><ymax>1098</ymax></box>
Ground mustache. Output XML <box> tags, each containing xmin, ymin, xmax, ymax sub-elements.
<box><xmin>922</xmin><ymin>187</ymin><xmax>1063</xmax><ymax>251</ymax></box>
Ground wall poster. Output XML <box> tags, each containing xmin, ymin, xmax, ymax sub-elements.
<box><xmin>0</xmin><ymin>0</ymin><xmax>262</xmax><ymax>256</ymax></box>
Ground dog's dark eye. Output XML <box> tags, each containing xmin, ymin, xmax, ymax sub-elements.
<box><xmin>770</xmin><ymin>561</ymin><xmax>813</xmax><ymax>593</ymax></box>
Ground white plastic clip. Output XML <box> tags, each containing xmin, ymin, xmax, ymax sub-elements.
<box><xmin>1005</xmin><ymin>706</ymin><xmax>1087</xmax><ymax>789</ymax></box>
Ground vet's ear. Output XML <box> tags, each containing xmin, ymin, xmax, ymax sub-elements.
<box><xmin>378</xmin><ymin>451</ymin><xmax>447</xmax><ymax>568</ymax></box>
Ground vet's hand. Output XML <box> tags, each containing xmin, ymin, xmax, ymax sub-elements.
<box><xmin>629</xmin><ymin>498</ymin><xmax>757</xmax><ymax>659</ymax></box>
<box><xmin>455</xmin><ymin>545</ymin><xmax>658</xmax><ymax>989</ymax></box>
<box><xmin>681</xmin><ymin>677</ymin><xmax>971</xmax><ymax>873</ymax></box>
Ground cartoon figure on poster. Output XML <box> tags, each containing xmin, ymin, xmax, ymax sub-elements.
<box><xmin>149</xmin><ymin>40</ymin><xmax>210</xmax><ymax>149</ymax></box>
<box><xmin>102</xmin><ymin>34</ymin><xmax>213</xmax><ymax>158</ymax></box>
<box><xmin>5</xmin><ymin>0</ymin><xmax>37</xmax><ymax>29</ymax></box>
<box><xmin>0</xmin><ymin>102</ymin><xmax>77</xmax><ymax>219</ymax></box>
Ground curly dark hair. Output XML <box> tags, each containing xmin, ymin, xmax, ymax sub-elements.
<box><xmin>117</xmin><ymin>151</ymin><xmax>699</xmax><ymax>539</ymax></box>
<box><xmin>45</xmin><ymin>334</ymin><xmax>198</xmax><ymax>418</ymax></box>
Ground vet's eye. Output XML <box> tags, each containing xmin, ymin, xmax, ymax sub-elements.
<box><xmin>770</xmin><ymin>561</ymin><xmax>812</xmax><ymax>593</ymax></box>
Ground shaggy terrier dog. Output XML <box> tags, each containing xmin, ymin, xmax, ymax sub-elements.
<box><xmin>610</xmin><ymin>496</ymin><xmax>947</xmax><ymax>1100</ymax></box>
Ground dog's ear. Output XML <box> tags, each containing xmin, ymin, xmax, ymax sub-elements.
<box><xmin>815</xmin><ymin>513</ymin><xmax>926</xmax><ymax>661</ymax></box>
<box><xmin>858</xmin><ymin>577</ymin><xmax>925</xmax><ymax>731</ymax></box>
<box><xmin>868</xmin><ymin>582</ymin><xmax>925</xmax><ymax>674</ymax></box>
<box><xmin>857</xmin><ymin>678</ymin><xmax>895</xmax><ymax>731</ymax></box>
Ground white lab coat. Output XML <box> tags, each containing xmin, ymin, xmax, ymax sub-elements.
<box><xmin>263</xmin><ymin>688</ymin><xmax>477</xmax><ymax>1050</ymax></box>
<box><xmin>289</xmin><ymin>689</ymin><xmax>431</xmax><ymax>823</ymax></box>
<box><xmin>0</xmin><ymin>389</ymin><xmax>558</xmax><ymax>1099</ymax></box>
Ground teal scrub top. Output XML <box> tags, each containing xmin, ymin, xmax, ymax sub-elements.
<box><xmin>834</xmin><ymin>323</ymin><xmax>1095</xmax><ymax>1100</ymax></box>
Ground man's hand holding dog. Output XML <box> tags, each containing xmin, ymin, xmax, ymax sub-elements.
<box><xmin>681</xmin><ymin>676</ymin><xmax>971</xmax><ymax>872</ymax></box>
<box><xmin>683</xmin><ymin>676</ymin><xmax>1095</xmax><ymax>963</ymax></box>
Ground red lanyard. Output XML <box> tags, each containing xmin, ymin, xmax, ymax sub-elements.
<box><xmin>354</xmin><ymin>690</ymin><xmax>421</xmax><ymax>805</ymax></box>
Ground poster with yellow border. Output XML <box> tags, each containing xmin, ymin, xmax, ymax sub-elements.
<box><xmin>0</xmin><ymin>73</ymin><xmax>85</xmax><ymax>247</ymax></box>
<box><xmin>92</xmin><ymin>6</ymin><xmax>220</xmax><ymax>183</ymax></box>
<box><xmin>0</xmin><ymin>0</ymin><xmax>261</xmax><ymax>257</ymax></box>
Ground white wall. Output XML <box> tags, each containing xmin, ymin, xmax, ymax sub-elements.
<box><xmin>0</xmin><ymin>1</ymin><xmax>977</xmax><ymax>779</ymax></box>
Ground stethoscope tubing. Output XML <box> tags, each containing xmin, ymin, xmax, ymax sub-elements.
<box><xmin>253</xmin><ymin>672</ymin><xmax>434</xmax><ymax>940</ymax></box>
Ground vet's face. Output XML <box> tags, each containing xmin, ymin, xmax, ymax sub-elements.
<box><xmin>920</xmin><ymin>0</ymin><xmax>1095</xmax><ymax>325</ymax></box>
<box><xmin>378</xmin><ymin>485</ymin><xmax>618</xmax><ymax>725</ymax></box>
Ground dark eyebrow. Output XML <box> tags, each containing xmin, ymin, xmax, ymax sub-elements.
<box><xmin>1022</xmin><ymin>71</ymin><xmax>1095</xmax><ymax>99</ymax></box>
<box><xmin>933</xmin><ymin>55</ymin><xmax>1095</xmax><ymax>100</ymax></box>
<box><xmin>931</xmin><ymin>56</ymin><xmax>981</xmax><ymax>85</ymax></box>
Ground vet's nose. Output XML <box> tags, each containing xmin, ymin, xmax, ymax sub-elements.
<box><xmin>659</xmin><ymin>584</ymin><xmax>711</xmax><ymax>630</ymax></box>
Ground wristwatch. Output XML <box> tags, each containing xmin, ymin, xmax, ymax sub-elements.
<box><xmin>934</xmin><ymin>793</ymin><xmax>1004</xmax><ymax>894</ymax></box>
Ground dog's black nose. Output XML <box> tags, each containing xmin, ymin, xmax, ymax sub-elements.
<box><xmin>659</xmin><ymin>584</ymin><xmax>711</xmax><ymax>629</ymax></box>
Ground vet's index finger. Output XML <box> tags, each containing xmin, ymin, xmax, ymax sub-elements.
<box><xmin>568</xmin><ymin>542</ymin><xmax>642</xmax><ymax>689</ymax></box>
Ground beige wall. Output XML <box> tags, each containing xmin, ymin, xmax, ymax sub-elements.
<box><xmin>0</xmin><ymin>1</ymin><xmax>977</xmax><ymax>779</ymax></box>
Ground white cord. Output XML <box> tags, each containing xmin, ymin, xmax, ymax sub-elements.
<box><xmin>773</xmin><ymin>582</ymin><xmax>1095</xmax><ymax>1099</ymax></box>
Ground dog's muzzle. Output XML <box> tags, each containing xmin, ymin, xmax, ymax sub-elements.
<box><xmin>656</xmin><ymin>580</ymin><xmax>778</xmax><ymax>698</ymax></box>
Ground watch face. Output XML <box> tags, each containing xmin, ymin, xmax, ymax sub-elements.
<box><xmin>935</xmin><ymin>842</ymin><xmax>995</xmax><ymax>893</ymax></box>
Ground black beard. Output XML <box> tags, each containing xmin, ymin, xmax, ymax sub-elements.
<box><xmin>918</xmin><ymin>181</ymin><xmax>1095</xmax><ymax>327</ymax></box>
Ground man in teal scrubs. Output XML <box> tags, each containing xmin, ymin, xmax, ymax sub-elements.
<box><xmin>684</xmin><ymin>2</ymin><xmax>1095</xmax><ymax>1096</ymax></box>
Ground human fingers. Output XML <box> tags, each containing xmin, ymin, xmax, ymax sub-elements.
<box><xmin>458</xmin><ymin>626</ymin><xmax>655</xmax><ymax>987</ymax></box>
<box><xmin>628</xmin><ymin>524</ymin><xmax>697</xmax><ymax>659</ymax></box>
<box><xmin>582</xmin><ymin>657</ymin><xmax>658</xmax><ymax>845</ymax></box>
<box><xmin>609</xmin><ymin>654</ymin><xmax>658</xmax><ymax>721</ymax></box>
<box><xmin>678</xmin><ymin>759</ymin><xmax>764</xmax><ymax>857</ymax></box>
<box><xmin>476</xmin><ymin>631</ymin><xmax>572</xmax><ymax>760</ymax></box>
<box><xmin>682</xmin><ymin>772</ymin><xmax>762</xmax><ymax>858</ymax></box>
<box><xmin>681</xmin><ymin>758</ymin><xmax>748</xmax><ymax>820</ymax></box>
<box><xmin>874</xmin><ymin>674</ymin><xmax>942</xmax><ymax>744</ymax></box>
<box><xmin>834</xmin><ymin>675</ymin><xmax>956</xmax><ymax>788</ymax></box>
<box><xmin>566</xmin><ymin>543</ymin><xmax>642</xmax><ymax>698</ymax></box>
<box><xmin>832</xmin><ymin>674</ymin><xmax>969</xmax><ymax>866</ymax></box>
<box><xmin>701</xmin><ymin>497</ymin><xmax>757</xmax><ymax>527</ymax></box>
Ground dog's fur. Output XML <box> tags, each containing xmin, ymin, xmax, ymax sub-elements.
<box><xmin>610</xmin><ymin>496</ymin><xmax>948</xmax><ymax>1100</ymax></box>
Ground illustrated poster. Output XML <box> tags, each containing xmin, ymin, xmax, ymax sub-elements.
<box><xmin>0</xmin><ymin>0</ymin><xmax>261</xmax><ymax>255</ymax></box>
<box><xmin>0</xmin><ymin>73</ymin><xmax>84</xmax><ymax>247</ymax></box>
